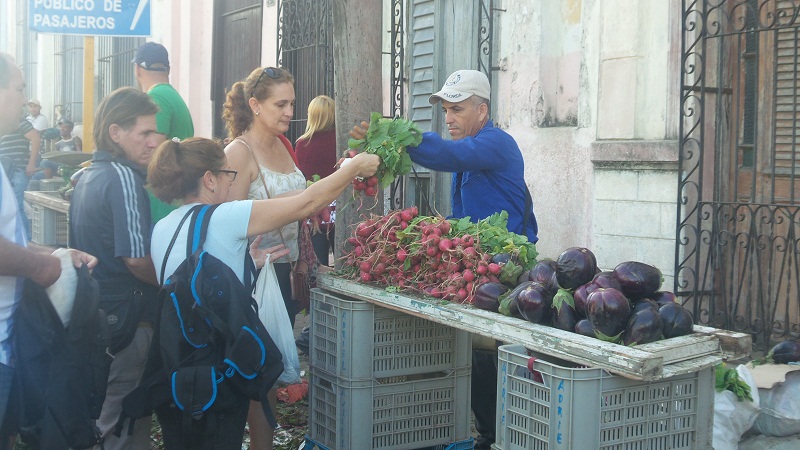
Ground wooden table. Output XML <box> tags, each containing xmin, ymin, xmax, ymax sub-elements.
<box><xmin>317</xmin><ymin>273</ymin><xmax>752</xmax><ymax>381</ymax></box>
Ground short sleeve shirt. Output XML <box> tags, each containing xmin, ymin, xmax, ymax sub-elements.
<box><xmin>148</xmin><ymin>83</ymin><xmax>194</xmax><ymax>140</ymax></box>
<box><xmin>0</xmin><ymin>119</ymin><xmax>35</xmax><ymax>166</ymax></box>
<box><xmin>151</xmin><ymin>201</ymin><xmax>252</xmax><ymax>285</ymax></box>
<box><xmin>69</xmin><ymin>150</ymin><xmax>152</xmax><ymax>282</ymax></box>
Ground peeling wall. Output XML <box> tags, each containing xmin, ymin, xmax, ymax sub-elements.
<box><xmin>494</xmin><ymin>0</ymin><xmax>681</xmax><ymax>277</ymax></box>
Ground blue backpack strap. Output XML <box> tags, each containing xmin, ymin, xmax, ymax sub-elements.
<box><xmin>160</xmin><ymin>205</ymin><xmax>202</xmax><ymax>284</ymax></box>
<box><xmin>185</xmin><ymin>204</ymin><xmax>221</xmax><ymax>257</ymax></box>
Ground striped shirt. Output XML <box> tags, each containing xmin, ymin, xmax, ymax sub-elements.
<box><xmin>0</xmin><ymin>119</ymin><xmax>34</xmax><ymax>166</ymax></box>
<box><xmin>69</xmin><ymin>150</ymin><xmax>151</xmax><ymax>282</ymax></box>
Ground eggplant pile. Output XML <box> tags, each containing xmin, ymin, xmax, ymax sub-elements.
<box><xmin>483</xmin><ymin>247</ymin><xmax>695</xmax><ymax>346</ymax></box>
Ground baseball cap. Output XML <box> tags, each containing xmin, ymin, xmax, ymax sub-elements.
<box><xmin>28</xmin><ymin>99</ymin><xmax>41</xmax><ymax>107</ymax></box>
<box><xmin>429</xmin><ymin>70</ymin><xmax>491</xmax><ymax>104</ymax></box>
<box><xmin>131</xmin><ymin>42</ymin><xmax>170</xmax><ymax>72</ymax></box>
<box><xmin>58</xmin><ymin>118</ymin><xmax>74</xmax><ymax>127</ymax></box>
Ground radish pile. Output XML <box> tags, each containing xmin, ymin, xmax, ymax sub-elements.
<box><xmin>341</xmin><ymin>207</ymin><xmax>537</xmax><ymax>304</ymax></box>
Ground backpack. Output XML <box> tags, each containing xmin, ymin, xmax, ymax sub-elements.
<box><xmin>13</xmin><ymin>264</ymin><xmax>112</xmax><ymax>450</ymax></box>
<box><xmin>116</xmin><ymin>204</ymin><xmax>284</xmax><ymax>438</ymax></box>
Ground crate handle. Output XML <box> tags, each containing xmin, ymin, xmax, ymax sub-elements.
<box><xmin>526</xmin><ymin>357</ymin><xmax>545</xmax><ymax>384</ymax></box>
<box><xmin>318</xmin><ymin>302</ymin><xmax>332</xmax><ymax>313</ymax></box>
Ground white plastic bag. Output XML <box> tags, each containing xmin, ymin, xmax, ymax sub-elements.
<box><xmin>713</xmin><ymin>364</ymin><xmax>760</xmax><ymax>449</ymax></box>
<box><xmin>254</xmin><ymin>254</ymin><xmax>301</xmax><ymax>384</ymax></box>
<box><xmin>752</xmin><ymin>368</ymin><xmax>800</xmax><ymax>437</ymax></box>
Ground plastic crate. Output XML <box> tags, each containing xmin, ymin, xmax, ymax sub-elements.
<box><xmin>30</xmin><ymin>203</ymin><xmax>69</xmax><ymax>246</ymax></box>
<box><xmin>496</xmin><ymin>344</ymin><xmax>714</xmax><ymax>450</ymax></box>
<box><xmin>308</xmin><ymin>368</ymin><xmax>472</xmax><ymax>450</ymax></box>
<box><xmin>309</xmin><ymin>289</ymin><xmax>471</xmax><ymax>380</ymax></box>
<box><xmin>303</xmin><ymin>435</ymin><xmax>474</xmax><ymax>450</ymax></box>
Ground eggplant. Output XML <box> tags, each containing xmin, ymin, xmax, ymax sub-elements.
<box><xmin>555</xmin><ymin>247</ymin><xmax>598</xmax><ymax>290</ymax></box>
<box><xmin>525</xmin><ymin>259</ymin><xmax>559</xmax><ymax>297</ymax></box>
<box><xmin>592</xmin><ymin>271</ymin><xmax>622</xmax><ymax>290</ymax></box>
<box><xmin>574</xmin><ymin>319</ymin><xmax>595</xmax><ymax>338</ymax></box>
<box><xmin>573</xmin><ymin>282</ymin><xmax>598</xmax><ymax>318</ymax></box>
<box><xmin>769</xmin><ymin>340</ymin><xmax>800</xmax><ymax>364</ymax></box>
<box><xmin>612</xmin><ymin>261</ymin><xmax>663</xmax><ymax>299</ymax></box>
<box><xmin>586</xmin><ymin>288</ymin><xmax>631</xmax><ymax>343</ymax></box>
<box><xmin>622</xmin><ymin>308</ymin><xmax>663</xmax><ymax>346</ymax></box>
<box><xmin>632</xmin><ymin>299</ymin><xmax>659</xmax><ymax>314</ymax></box>
<box><xmin>551</xmin><ymin>290</ymin><xmax>578</xmax><ymax>332</ymax></box>
<box><xmin>649</xmin><ymin>291</ymin><xmax>677</xmax><ymax>306</ymax></box>
<box><xmin>498</xmin><ymin>281</ymin><xmax>533</xmax><ymax>318</ymax></box>
<box><xmin>491</xmin><ymin>252</ymin><xmax>512</xmax><ymax>265</ymax></box>
<box><xmin>516</xmin><ymin>284</ymin><xmax>552</xmax><ymax>324</ymax></box>
<box><xmin>473</xmin><ymin>282</ymin><xmax>508</xmax><ymax>312</ymax></box>
<box><xmin>658</xmin><ymin>302</ymin><xmax>694</xmax><ymax>338</ymax></box>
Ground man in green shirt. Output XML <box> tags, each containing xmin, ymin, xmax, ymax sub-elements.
<box><xmin>132</xmin><ymin>42</ymin><xmax>194</xmax><ymax>223</ymax></box>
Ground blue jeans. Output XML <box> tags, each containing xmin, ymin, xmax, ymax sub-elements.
<box><xmin>0</xmin><ymin>363</ymin><xmax>14</xmax><ymax>450</ymax></box>
<box><xmin>10</xmin><ymin>168</ymin><xmax>30</xmax><ymax>239</ymax></box>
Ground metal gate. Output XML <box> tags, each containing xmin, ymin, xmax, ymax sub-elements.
<box><xmin>678</xmin><ymin>0</ymin><xmax>800</xmax><ymax>351</ymax></box>
<box><xmin>277</xmin><ymin>0</ymin><xmax>334</xmax><ymax>143</ymax></box>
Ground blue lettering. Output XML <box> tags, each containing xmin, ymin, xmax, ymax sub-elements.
<box><xmin>557</xmin><ymin>433</ymin><xmax>563</xmax><ymax>443</ymax></box>
<box><xmin>558</xmin><ymin>379</ymin><xmax>565</xmax><ymax>391</ymax></box>
<box><xmin>558</xmin><ymin>406</ymin><xmax>563</xmax><ymax>417</ymax></box>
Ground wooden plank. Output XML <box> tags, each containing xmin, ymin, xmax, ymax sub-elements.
<box><xmin>660</xmin><ymin>354</ymin><xmax>722</xmax><ymax>379</ymax></box>
<box><xmin>24</xmin><ymin>191</ymin><xmax>70</xmax><ymax>214</ymax></box>
<box><xmin>637</xmin><ymin>334</ymin><xmax>720</xmax><ymax>365</ymax></box>
<box><xmin>692</xmin><ymin>325</ymin><xmax>752</xmax><ymax>360</ymax></box>
<box><xmin>318</xmin><ymin>275</ymin><xmax>665</xmax><ymax>380</ymax></box>
<box><xmin>317</xmin><ymin>274</ymin><xmax>745</xmax><ymax>380</ymax></box>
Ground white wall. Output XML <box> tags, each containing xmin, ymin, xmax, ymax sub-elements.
<box><xmin>494</xmin><ymin>0</ymin><xmax>681</xmax><ymax>287</ymax></box>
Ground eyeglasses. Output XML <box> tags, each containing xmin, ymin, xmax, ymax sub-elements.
<box><xmin>250</xmin><ymin>67</ymin><xmax>282</xmax><ymax>98</ymax></box>
<box><xmin>215</xmin><ymin>169</ymin><xmax>238</xmax><ymax>182</ymax></box>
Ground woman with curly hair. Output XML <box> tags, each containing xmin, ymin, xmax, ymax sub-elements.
<box><xmin>221</xmin><ymin>66</ymin><xmax>304</xmax><ymax>450</ymax></box>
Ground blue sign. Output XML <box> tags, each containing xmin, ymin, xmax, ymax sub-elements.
<box><xmin>29</xmin><ymin>0</ymin><xmax>151</xmax><ymax>36</ymax></box>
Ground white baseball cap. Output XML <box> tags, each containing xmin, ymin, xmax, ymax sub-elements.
<box><xmin>429</xmin><ymin>70</ymin><xmax>491</xmax><ymax>104</ymax></box>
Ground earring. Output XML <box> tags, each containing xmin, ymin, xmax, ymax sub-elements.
<box><xmin>211</xmin><ymin>187</ymin><xmax>216</xmax><ymax>193</ymax></box>
<box><xmin>255</xmin><ymin>110</ymin><xmax>260</xmax><ymax>116</ymax></box>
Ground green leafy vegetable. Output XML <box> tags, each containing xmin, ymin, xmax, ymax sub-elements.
<box><xmin>449</xmin><ymin>211</ymin><xmax>539</xmax><ymax>270</ymax></box>
<box><xmin>347</xmin><ymin>112</ymin><xmax>422</xmax><ymax>189</ymax></box>
<box><xmin>715</xmin><ymin>363</ymin><xmax>753</xmax><ymax>402</ymax></box>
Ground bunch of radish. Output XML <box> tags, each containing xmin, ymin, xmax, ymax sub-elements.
<box><xmin>339</xmin><ymin>149</ymin><xmax>381</xmax><ymax>197</ymax></box>
<box><xmin>342</xmin><ymin>207</ymin><xmax>505</xmax><ymax>304</ymax></box>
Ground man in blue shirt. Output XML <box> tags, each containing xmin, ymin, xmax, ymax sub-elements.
<box><xmin>411</xmin><ymin>69</ymin><xmax>538</xmax><ymax>244</ymax></box>
<box><xmin>353</xmin><ymin>69</ymin><xmax>538</xmax><ymax>449</ymax></box>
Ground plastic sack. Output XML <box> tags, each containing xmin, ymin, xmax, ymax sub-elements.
<box><xmin>752</xmin><ymin>368</ymin><xmax>800</xmax><ymax>437</ymax></box>
<box><xmin>713</xmin><ymin>364</ymin><xmax>760</xmax><ymax>449</ymax></box>
<box><xmin>253</xmin><ymin>254</ymin><xmax>301</xmax><ymax>384</ymax></box>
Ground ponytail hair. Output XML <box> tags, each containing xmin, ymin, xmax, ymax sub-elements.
<box><xmin>148</xmin><ymin>137</ymin><xmax>225</xmax><ymax>204</ymax></box>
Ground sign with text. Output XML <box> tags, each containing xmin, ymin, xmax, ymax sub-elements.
<box><xmin>29</xmin><ymin>0</ymin><xmax>151</xmax><ymax>36</ymax></box>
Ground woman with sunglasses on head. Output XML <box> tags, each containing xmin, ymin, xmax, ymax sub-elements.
<box><xmin>147</xmin><ymin>137</ymin><xmax>378</xmax><ymax>450</ymax></box>
<box><xmin>221</xmin><ymin>66</ymin><xmax>305</xmax><ymax>450</ymax></box>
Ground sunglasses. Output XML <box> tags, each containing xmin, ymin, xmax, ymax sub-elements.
<box><xmin>250</xmin><ymin>67</ymin><xmax>282</xmax><ymax>98</ymax></box>
<box><xmin>215</xmin><ymin>169</ymin><xmax>238</xmax><ymax>182</ymax></box>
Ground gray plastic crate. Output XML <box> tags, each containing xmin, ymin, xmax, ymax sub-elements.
<box><xmin>309</xmin><ymin>289</ymin><xmax>471</xmax><ymax>380</ymax></box>
<box><xmin>495</xmin><ymin>344</ymin><xmax>714</xmax><ymax>450</ymax></box>
<box><xmin>30</xmin><ymin>203</ymin><xmax>68</xmax><ymax>246</ymax></box>
<box><xmin>308</xmin><ymin>367</ymin><xmax>472</xmax><ymax>450</ymax></box>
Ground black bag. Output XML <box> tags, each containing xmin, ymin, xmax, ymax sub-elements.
<box><xmin>116</xmin><ymin>204</ymin><xmax>284</xmax><ymax>437</ymax></box>
<box><xmin>13</xmin><ymin>264</ymin><xmax>112</xmax><ymax>450</ymax></box>
<box><xmin>96</xmin><ymin>276</ymin><xmax>153</xmax><ymax>354</ymax></box>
